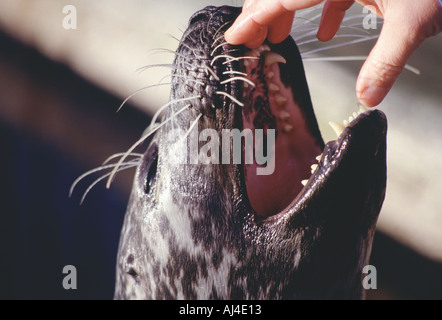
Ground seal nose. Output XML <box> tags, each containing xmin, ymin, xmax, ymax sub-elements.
<box><xmin>188</xmin><ymin>6</ymin><xmax>241</xmax><ymax>26</ymax></box>
<box><xmin>217</xmin><ymin>6</ymin><xmax>242</xmax><ymax>16</ymax></box>
<box><xmin>188</xmin><ymin>8</ymin><xmax>212</xmax><ymax>25</ymax></box>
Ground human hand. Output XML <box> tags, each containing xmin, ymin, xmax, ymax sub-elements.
<box><xmin>225</xmin><ymin>0</ymin><xmax>442</xmax><ymax>107</ymax></box>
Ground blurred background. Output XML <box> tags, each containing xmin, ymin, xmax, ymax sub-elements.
<box><xmin>0</xmin><ymin>0</ymin><xmax>440</xmax><ymax>299</ymax></box>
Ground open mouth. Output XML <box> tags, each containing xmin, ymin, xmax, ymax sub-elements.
<box><xmin>237</xmin><ymin>40</ymin><xmax>382</xmax><ymax>218</ymax></box>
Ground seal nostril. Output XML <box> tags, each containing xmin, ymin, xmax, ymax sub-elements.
<box><xmin>127</xmin><ymin>268</ymin><xmax>138</xmax><ymax>278</ymax></box>
<box><xmin>127</xmin><ymin>254</ymin><xmax>134</xmax><ymax>265</ymax></box>
<box><xmin>189</xmin><ymin>12</ymin><xmax>209</xmax><ymax>25</ymax></box>
<box><xmin>145</xmin><ymin>157</ymin><xmax>158</xmax><ymax>194</ymax></box>
<box><xmin>127</xmin><ymin>268</ymin><xmax>140</xmax><ymax>284</ymax></box>
<box><xmin>218</xmin><ymin>6</ymin><xmax>241</xmax><ymax>15</ymax></box>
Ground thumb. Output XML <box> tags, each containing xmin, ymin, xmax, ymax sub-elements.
<box><xmin>356</xmin><ymin>14</ymin><xmax>422</xmax><ymax>107</ymax></box>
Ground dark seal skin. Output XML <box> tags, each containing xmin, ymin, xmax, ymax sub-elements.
<box><xmin>114</xmin><ymin>6</ymin><xmax>387</xmax><ymax>299</ymax></box>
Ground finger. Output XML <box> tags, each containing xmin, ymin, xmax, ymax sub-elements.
<box><xmin>225</xmin><ymin>0</ymin><xmax>323</xmax><ymax>46</ymax></box>
<box><xmin>356</xmin><ymin>18</ymin><xmax>421</xmax><ymax>107</ymax></box>
<box><xmin>224</xmin><ymin>12</ymin><xmax>269</xmax><ymax>46</ymax></box>
<box><xmin>317</xmin><ymin>0</ymin><xmax>355</xmax><ymax>41</ymax></box>
<box><xmin>267</xmin><ymin>11</ymin><xmax>296</xmax><ymax>43</ymax></box>
<box><xmin>244</xmin><ymin>25</ymin><xmax>269</xmax><ymax>48</ymax></box>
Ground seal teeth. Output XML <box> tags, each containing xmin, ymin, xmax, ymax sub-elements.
<box><xmin>264</xmin><ymin>52</ymin><xmax>287</xmax><ymax>67</ymax></box>
<box><xmin>343</xmin><ymin>119</ymin><xmax>350</xmax><ymax>127</ymax></box>
<box><xmin>269</xmin><ymin>82</ymin><xmax>280</xmax><ymax>92</ymax></box>
<box><xmin>311</xmin><ymin>164</ymin><xmax>318</xmax><ymax>173</ymax></box>
<box><xmin>301</xmin><ymin>179</ymin><xmax>308</xmax><ymax>186</ymax></box>
<box><xmin>328</xmin><ymin>121</ymin><xmax>345</xmax><ymax>137</ymax></box>
<box><xmin>316</xmin><ymin>154</ymin><xmax>323</xmax><ymax>161</ymax></box>
<box><xmin>358</xmin><ymin>104</ymin><xmax>369</xmax><ymax>113</ymax></box>
<box><xmin>282</xmin><ymin>124</ymin><xmax>293</xmax><ymax>133</ymax></box>
<box><xmin>278</xmin><ymin>110</ymin><xmax>290</xmax><ymax>121</ymax></box>
<box><xmin>275</xmin><ymin>94</ymin><xmax>287</xmax><ymax>107</ymax></box>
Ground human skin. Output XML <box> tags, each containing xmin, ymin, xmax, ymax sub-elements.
<box><xmin>225</xmin><ymin>0</ymin><xmax>442</xmax><ymax>107</ymax></box>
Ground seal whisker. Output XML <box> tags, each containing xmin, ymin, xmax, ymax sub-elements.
<box><xmin>292</xmin><ymin>29</ymin><xmax>320</xmax><ymax>42</ymax></box>
<box><xmin>199</xmin><ymin>27</ymin><xmax>205</xmax><ymax>47</ymax></box>
<box><xmin>136</xmin><ymin>63</ymin><xmax>175</xmax><ymax>74</ymax></box>
<box><xmin>170</xmin><ymin>74</ymin><xmax>206</xmax><ymax>86</ymax></box>
<box><xmin>297</xmin><ymin>34</ymin><xmax>369</xmax><ymax>46</ymax></box>
<box><xmin>300</xmin><ymin>35</ymin><xmax>379</xmax><ymax>56</ymax></box>
<box><xmin>303</xmin><ymin>56</ymin><xmax>419</xmax><ymax>75</ymax></box>
<box><xmin>291</xmin><ymin>14</ymin><xmax>322</xmax><ymax>31</ymax></box>
<box><xmin>211</xmin><ymin>37</ymin><xmax>226</xmax><ymax>52</ymax></box>
<box><xmin>210</xmin><ymin>54</ymin><xmax>259</xmax><ymax>66</ymax></box>
<box><xmin>103</xmin><ymin>152</ymin><xmax>143</xmax><ymax>165</ymax></box>
<box><xmin>210</xmin><ymin>42</ymin><xmax>239</xmax><ymax>58</ymax></box>
<box><xmin>106</xmin><ymin>102</ymin><xmax>193</xmax><ymax>189</ymax></box>
<box><xmin>220</xmin><ymin>76</ymin><xmax>255</xmax><ymax>88</ymax></box>
<box><xmin>292</xmin><ymin>16</ymin><xmax>320</xmax><ymax>28</ymax></box>
<box><xmin>182</xmin><ymin>113</ymin><xmax>203</xmax><ymax>142</ymax></box>
<box><xmin>215</xmin><ymin>91</ymin><xmax>244</xmax><ymax>107</ymax></box>
<box><xmin>79</xmin><ymin>162</ymin><xmax>139</xmax><ymax>205</ymax></box>
<box><xmin>151</xmin><ymin>48</ymin><xmax>188</xmax><ymax>59</ymax></box>
<box><xmin>117</xmin><ymin>83</ymin><xmax>172</xmax><ymax>112</ymax></box>
<box><xmin>212</xmin><ymin>21</ymin><xmax>232</xmax><ymax>43</ymax></box>
<box><xmin>205</xmin><ymin>66</ymin><xmax>220</xmax><ymax>81</ymax></box>
<box><xmin>223</xmin><ymin>70</ymin><xmax>248</xmax><ymax>76</ymax></box>
<box><xmin>151</xmin><ymin>97</ymin><xmax>198</xmax><ymax>130</ymax></box>
<box><xmin>69</xmin><ymin>160</ymin><xmax>140</xmax><ymax>199</ymax></box>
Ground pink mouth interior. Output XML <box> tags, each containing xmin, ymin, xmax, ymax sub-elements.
<box><xmin>242</xmin><ymin>52</ymin><xmax>323</xmax><ymax>217</ymax></box>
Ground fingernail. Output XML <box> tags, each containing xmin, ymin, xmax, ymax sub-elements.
<box><xmin>358</xmin><ymin>87</ymin><xmax>388</xmax><ymax>107</ymax></box>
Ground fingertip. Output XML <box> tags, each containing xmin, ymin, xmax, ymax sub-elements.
<box><xmin>224</xmin><ymin>14</ymin><xmax>267</xmax><ymax>47</ymax></box>
<box><xmin>357</xmin><ymin>86</ymin><xmax>388</xmax><ymax>107</ymax></box>
<box><xmin>316</xmin><ymin>27</ymin><xmax>334</xmax><ymax>42</ymax></box>
<box><xmin>317</xmin><ymin>0</ymin><xmax>354</xmax><ymax>42</ymax></box>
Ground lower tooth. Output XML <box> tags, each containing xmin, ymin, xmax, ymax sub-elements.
<box><xmin>358</xmin><ymin>104</ymin><xmax>369</xmax><ymax>113</ymax></box>
<box><xmin>316</xmin><ymin>154</ymin><xmax>322</xmax><ymax>161</ymax></box>
<box><xmin>282</xmin><ymin>124</ymin><xmax>293</xmax><ymax>133</ymax></box>
<box><xmin>343</xmin><ymin>120</ymin><xmax>349</xmax><ymax>127</ymax></box>
<box><xmin>301</xmin><ymin>179</ymin><xmax>308</xmax><ymax>186</ymax></box>
<box><xmin>275</xmin><ymin>95</ymin><xmax>287</xmax><ymax>107</ymax></box>
<box><xmin>311</xmin><ymin>164</ymin><xmax>318</xmax><ymax>173</ymax></box>
<box><xmin>278</xmin><ymin>111</ymin><xmax>290</xmax><ymax>121</ymax></box>
<box><xmin>329</xmin><ymin>121</ymin><xmax>345</xmax><ymax>137</ymax></box>
<box><xmin>269</xmin><ymin>83</ymin><xmax>280</xmax><ymax>92</ymax></box>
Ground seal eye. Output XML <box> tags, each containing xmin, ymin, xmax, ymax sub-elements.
<box><xmin>145</xmin><ymin>157</ymin><xmax>158</xmax><ymax>194</ymax></box>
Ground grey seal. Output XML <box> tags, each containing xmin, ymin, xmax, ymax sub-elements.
<box><xmin>113</xmin><ymin>6</ymin><xmax>387</xmax><ymax>299</ymax></box>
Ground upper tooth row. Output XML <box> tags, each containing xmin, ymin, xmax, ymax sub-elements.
<box><xmin>301</xmin><ymin>153</ymin><xmax>323</xmax><ymax>186</ymax></box>
<box><xmin>302</xmin><ymin>105</ymin><xmax>370</xmax><ymax>187</ymax></box>
<box><xmin>329</xmin><ymin>104</ymin><xmax>370</xmax><ymax>137</ymax></box>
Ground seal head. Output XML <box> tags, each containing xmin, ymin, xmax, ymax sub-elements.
<box><xmin>114</xmin><ymin>6</ymin><xmax>387</xmax><ymax>299</ymax></box>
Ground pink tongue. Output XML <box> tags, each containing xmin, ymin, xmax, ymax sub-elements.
<box><xmin>243</xmin><ymin>63</ymin><xmax>322</xmax><ymax>217</ymax></box>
